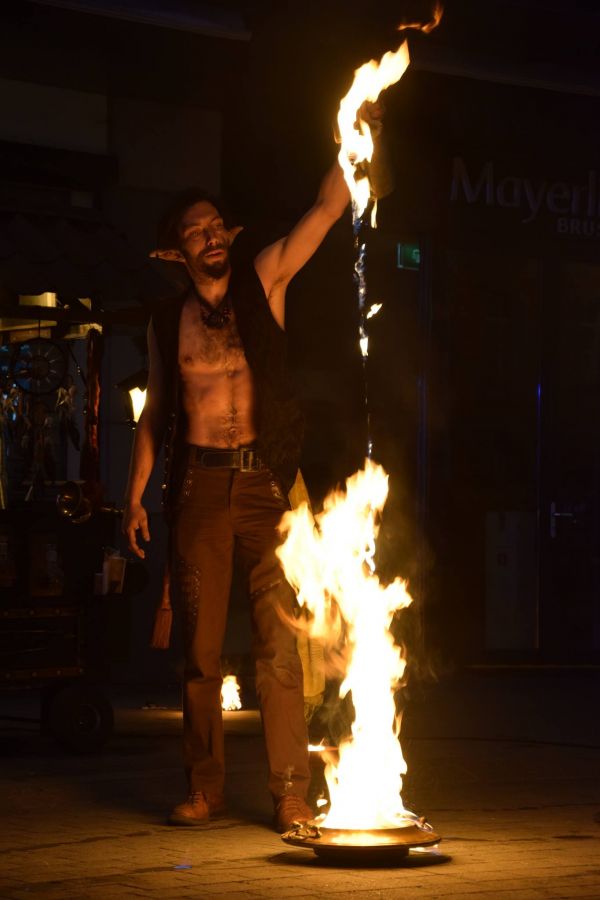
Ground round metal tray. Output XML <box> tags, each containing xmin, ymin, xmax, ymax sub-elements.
<box><xmin>282</xmin><ymin>819</ymin><xmax>441</xmax><ymax>861</ymax></box>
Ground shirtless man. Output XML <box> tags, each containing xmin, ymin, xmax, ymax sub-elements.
<box><xmin>122</xmin><ymin>159</ymin><xmax>351</xmax><ymax>832</ymax></box>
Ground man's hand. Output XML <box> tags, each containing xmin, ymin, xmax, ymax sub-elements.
<box><xmin>122</xmin><ymin>501</ymin><xmax>150</xmax><ymax>559</ymax></box>
<box><xmin>358</xmin><ymin>99</ymin><xmax>384</xmax><ymax>137</ymax></box>
<box><xmin>334</xmin><ymin>99</ymin><xmax>384</xmax><ymax>143</ymax></box>
<box><xmin>361</xmin><ymin>99</ymin><xmax>393</xmax><ymax>201</ymax></box>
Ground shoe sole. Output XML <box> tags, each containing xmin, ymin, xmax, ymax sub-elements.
<box><xmin>167</xmin><ymin>807</ymin><xmax>227</xmax><ymax>827</ymax></box>
<box><xmin>168</xmin><ymin>814</ymin><xmax>210</xmax><ymax>826</ymax></box>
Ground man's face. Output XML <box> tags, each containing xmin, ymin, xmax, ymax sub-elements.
<box><xmin>178</xmin><ymin>201</ymin><xmax>231</xmax><ymax>279</ymax></box>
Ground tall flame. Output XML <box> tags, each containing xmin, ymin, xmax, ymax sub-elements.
<box><xmin>277</xmin><ymin>460</ymin><xmax>414</xmax><ymax>830</ymax></box>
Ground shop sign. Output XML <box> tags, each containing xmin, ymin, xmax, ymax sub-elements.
<box><xmin>450</xmin><ymin>156</ymin><xmax>600</xmax><ymax>237</ymax></box>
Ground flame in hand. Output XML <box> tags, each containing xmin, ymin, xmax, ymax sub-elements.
<box><xmin>336</xmin><ymin>3</ymin><xmax>443</xmax><ymax>223</ymax></box>
<box><xmin>337</xmin><ymin>43</ymin><xmax>410</xmax><ymax>222</ymax></box>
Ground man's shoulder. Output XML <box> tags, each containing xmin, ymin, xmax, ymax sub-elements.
<box><xmin>230</xmin><ymin>225</ymin><xmax>278</xmax><ymax>269</ymax></box>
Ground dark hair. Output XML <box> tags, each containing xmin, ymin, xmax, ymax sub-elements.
<box><xmin>156</xmin><ymin>187</ymin><xmax>232</xmax><ymax>250</ymax></box>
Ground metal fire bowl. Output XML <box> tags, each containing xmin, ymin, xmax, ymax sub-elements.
<box><xmin>282</xmin><ymin>820</ymin><xmax>441</xmax><ymax>861</ymax></box>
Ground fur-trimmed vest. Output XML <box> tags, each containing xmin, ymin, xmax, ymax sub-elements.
<box><xmin>150</xmin><ymin>240</ymin><xmax>304</xmax><ymax>510</ymax></box>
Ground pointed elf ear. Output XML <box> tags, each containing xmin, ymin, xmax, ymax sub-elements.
<box><xmin>227</xmin><ymin>225</ymin><xmax>244</xmax><ymax>245</ymax></box>
<box><xmin>149</xmin><ymin>248</ymin><xmax>186</xmax><ymax>263</ymax></box>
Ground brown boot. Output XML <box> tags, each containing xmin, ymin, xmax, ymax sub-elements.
<box><xmin>168</xmin><ymin>791</ymin><xmax>226</xmax><ymax>826</ymax></box>
<box><xmin>274</xmin><ymin>794</ymin><xmax>314</xmax><ymax>834</ymax></box>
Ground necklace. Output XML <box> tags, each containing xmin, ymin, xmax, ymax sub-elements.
<box><xmin>194</xmin><ymin>290</ymin><xmax>231</xmax><ymax>329</ymax></box>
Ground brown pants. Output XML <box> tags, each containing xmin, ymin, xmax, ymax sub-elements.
<box><xmin>170</xmin><ymin>450</ymin><xmax>310</xmax><ymax>800</ymax></box>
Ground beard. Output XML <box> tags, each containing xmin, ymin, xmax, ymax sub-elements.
<box><xmin>195</xmin><ymin>245</ymin><xmax>231</xmax><ymax>279</ymax></box>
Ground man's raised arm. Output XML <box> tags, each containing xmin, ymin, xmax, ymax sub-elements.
<box><xmin>254</xmin><ymin>160</ymin><xmax>350</xmax><ymax>327</ymax></box>
<box><xmin>255</xmin><ymin>103</ymin><xmax>390</xmax><ymax>327</ymax></box>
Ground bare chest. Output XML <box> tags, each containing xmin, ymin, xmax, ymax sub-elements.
<box><xmin>178</xmin><ymin>298</ymin><xmax>248</xmax><ymax>375</ymax></box>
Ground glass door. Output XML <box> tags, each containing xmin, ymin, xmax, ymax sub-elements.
<box><xmin>539</xmin><ymin>258</ymin><xmax>600</xmax><ymax>659</ymax></box>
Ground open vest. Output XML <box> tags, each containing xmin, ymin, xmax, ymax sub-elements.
<box><xmin>150</xmin><ymin>238</ymin><xmax>304</xmax><ymax>512</ymax></box>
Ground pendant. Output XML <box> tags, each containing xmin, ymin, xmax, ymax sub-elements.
<box><xmin>202</xmin><ymin>305</ymin><xmax>231</xmax><ymax>329</ymax></box>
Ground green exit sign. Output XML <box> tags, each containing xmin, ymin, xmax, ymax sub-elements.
<box><xmin>396</xmin><ymin>242</ymin><xmax>420</xmax><ymax>270</ymax></box>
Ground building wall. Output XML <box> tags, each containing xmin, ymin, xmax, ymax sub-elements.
<box><xmin>377</xmin><ymin>70</ymin><xmax>600</xmax><ymax>665</ymax></box>
<box><xmin>0</xmin><ymin>76</ymin><xmax>108</xmax><ymax>153</ymax></box>
<box><xmin>0</xmin><ymin>4</ymin><xmax>231</xmax><ymax>682</ymax></box>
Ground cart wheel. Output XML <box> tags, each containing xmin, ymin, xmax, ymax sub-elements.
<box><xmin>44</xmin><ymin>683</ymin><xmax>114</xmax><ymax>753</ymax></box>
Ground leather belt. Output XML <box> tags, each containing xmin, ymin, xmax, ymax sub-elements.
<box><xmin>188</xmin><ymin>446</ymin><xmax>264</xmax><ymax>472</ymax></box>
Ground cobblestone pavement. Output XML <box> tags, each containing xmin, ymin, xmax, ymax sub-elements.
<box><xmin>1</xmin><ymin>673</ymin><xmax>599</xmax><ymax>899</ymax></box>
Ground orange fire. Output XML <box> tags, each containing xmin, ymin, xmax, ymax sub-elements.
<box><xmin>277</xmin><ymin>4</ymin><xmax>443</xmax><ymax>837</ymax></box>
<box><xmin>337</xmin><ymin>2</ymin><xmax>443</xmax><ymax>224</ymax></box>
<box><xmin>397</xmin><ymin>1</ymin><xmax>443</xmax><ymax>34</ymax></box>
<box><xmin>337</xmin><ymin>42</ymin><xmax>409</xmax><ymax>224</ymax></box>
<box><xmin>221</xmin><ymin>674</ymin><xmax>242</xmax><ymax>711</ymax></box>
<box><xmin>278</xmin><ymin>461</ymin><xmax>415</xmax><ymax>830</ymax></box>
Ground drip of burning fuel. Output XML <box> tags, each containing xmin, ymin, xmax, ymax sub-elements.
<box><xmin>221</xmin><ymin>674</ymin><xmax>242</xmax><ymax>711</ymax></box>
<box><xmin>337</xmin><ymin>42</ymin><xmax>410</xmax><ymax>458</ymax></box>
<box><xmin>336</xmin><ymin>2</ymin><xmax>442</xmax><ymax>459</ymax></box>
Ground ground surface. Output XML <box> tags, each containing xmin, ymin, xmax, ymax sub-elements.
<box><xmin>1</xmin><ymin>671</ymin><xmax>599</xmax><ymax>899</ymax></box>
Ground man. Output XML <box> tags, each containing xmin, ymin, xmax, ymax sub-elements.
<box><xmin>122</xmin><ymin>155</ymin><xmax>352</xmax><ymax>832</ymax></box>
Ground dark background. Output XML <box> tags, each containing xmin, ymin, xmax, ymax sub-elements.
<box><xmin>2</xmin><ymin>0</ymin><xmax>600</xmax><ymax>690</ymax></box>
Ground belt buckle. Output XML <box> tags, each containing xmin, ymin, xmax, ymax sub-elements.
<box><xmin>239</xmin><ymin>448</ymin><xmax>256</xmax><ymax>472</ymax></box>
